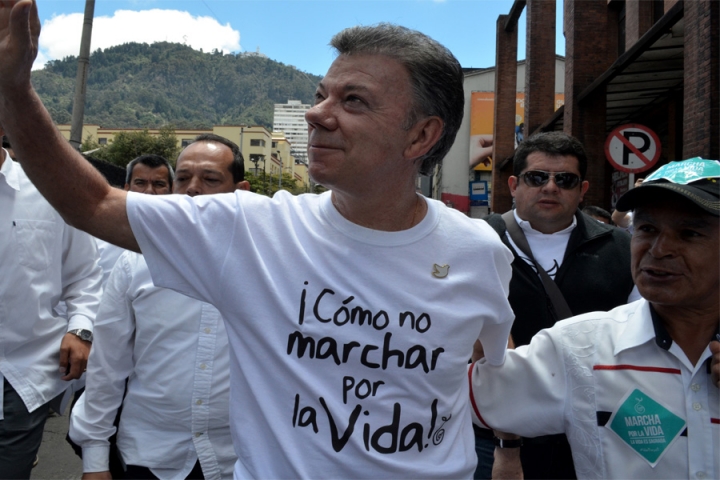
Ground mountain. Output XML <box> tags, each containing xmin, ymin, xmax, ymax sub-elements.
<box><xmin>31</xmin><ymin>42</ymin><xmax>322</xmax><ymax>129</ymax></box>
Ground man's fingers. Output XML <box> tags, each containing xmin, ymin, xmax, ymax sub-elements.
<box><xmin>59</xmin><ymin>333</ymin><xmax>91</xmax><ymax>380</ymax></box>
<box><xmin>58</xmin><ymin>341</ymin><xmax>70</xmax><ymax>376</ymax></box>
<box><xmin>10</xmin><ymin>0</ymin><xmax>36</xmax><ymax>48</ymax></box>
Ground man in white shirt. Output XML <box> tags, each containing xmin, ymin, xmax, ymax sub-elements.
<box><xmin>470</xmin><ymin>157</ymin><xmax>720</xmax><ymax>479</ymax></box>
<box><xmin>70</xmin><ymin>135</ymin><xmax>248</xmax><ymax>480</ymax></box>
<box><xmin>0</xmin><ymin>7</ymin><xmax>515</xmax><ymax>478</ymax></box>
<box><xmin>476</xmin><ymin>132</ymin><xmax>638</xmax><ymax>479</ymax></box>
<box><xmin>0</xmin><ymin>123</ymin><xmax>102</xmax><ymax>479</ymax></box>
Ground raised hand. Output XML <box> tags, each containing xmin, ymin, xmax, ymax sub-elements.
<box><xmin>0</xmin><ymin>0</ymin><xmax>40</xmax><ymax>92</ymax></box>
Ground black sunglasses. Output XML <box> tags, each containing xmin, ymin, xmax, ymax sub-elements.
<box><xmin>519</xmin><ymin>170</ymin><xmax>581</xmax><ymax>190</ymax></box>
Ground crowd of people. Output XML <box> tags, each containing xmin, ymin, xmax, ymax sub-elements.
<box><xmin>0</xmin><ymin>1</ymin><xmax>717</xmax><ymax>479</ymax></box>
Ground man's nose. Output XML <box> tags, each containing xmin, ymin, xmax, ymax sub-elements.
<box><xmin>305</xmin><ymin>98</ymin><xmax>338</xmax><ymax>131</ymax></box>
<box><xmin>541</xmin><ymin>175</ymin><xmax>561</xmax><ymax>192</ymax></box>
<box><xmin>648</xmin><ymin>232</ymin><xmax>678</xmax><ymax>258</ymax></box>
<box><xmin>186</xmin><ymin>178</ymin><xmax>202</xmax><ymax>197</ymax></box>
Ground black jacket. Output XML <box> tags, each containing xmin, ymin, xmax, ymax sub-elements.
<box><xmin>485</xmin><ymin>210</ymin><xmax>635</xmax><ymax>346</ymax></box>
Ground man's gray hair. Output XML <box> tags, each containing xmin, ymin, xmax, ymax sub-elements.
<box><xmin>330</xmin><ymin>23</ymin><xmax>464</xmax><ymax>176</ymax></box>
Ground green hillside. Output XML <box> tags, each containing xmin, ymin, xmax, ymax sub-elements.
<box><xmin>31</xmin><ymin>42</ymin><xmax>322</xmax><ymax>129</ymax></box>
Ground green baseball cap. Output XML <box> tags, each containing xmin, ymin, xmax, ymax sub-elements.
<box><xmin>616</xmin><ymin>157</ymin><xmax>720</xmax><ymax>216</ymax></box>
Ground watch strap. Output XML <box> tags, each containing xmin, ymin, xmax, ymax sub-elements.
<box><xmin>493</xmin><ymin>436</ymin><xmax>523</xmax><ymax>448</ymax></box>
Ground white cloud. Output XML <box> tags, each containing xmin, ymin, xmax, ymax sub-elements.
<box><xmin>34</xmin><ymin>9</ymin><xmax>241</xmax><ymax>70</ymax></box>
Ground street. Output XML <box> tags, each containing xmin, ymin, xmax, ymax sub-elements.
<box><xmin>31</xmin><ymin>409</ymin><xmax>82</xmax><ymax>480</ymax></box>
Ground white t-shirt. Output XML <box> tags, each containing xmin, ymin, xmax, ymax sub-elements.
<box><xmin>127</xmin><ymin>190</ymin><xmax>514</xmax><ymax>479</ymax></box>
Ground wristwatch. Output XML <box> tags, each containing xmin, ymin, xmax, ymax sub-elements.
<box><xmin>68</xmin><ymin>328</ymin><xmax>93</xmax><ymax>343</ymax></box>
<box><xmin>493</xmin><ymin>436</ymin><xmax>523</xmax><ymax>448</ymax></box>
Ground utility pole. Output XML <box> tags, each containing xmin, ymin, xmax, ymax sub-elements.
<box><xmin>69</xmin><ymin>0</ymin><xmax>95</xmax><ymax>152</ymax></box>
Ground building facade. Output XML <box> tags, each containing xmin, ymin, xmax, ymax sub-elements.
<box><xmin>437</xmin><ymin>59</ymin><xmax>566</xmax><ymax>216</ymax></box>
<box><xmin>487</xmin><ymin>0</ymin><xmax>717</xmax><ymax>214</ymax></box>
<box><xmin>272</xmin><ymin>100</ymin><xmax>310</xmax><ymax>164</ymax></box>
<box><xmin>56</xmin><ymin>124</ymin><xmax>309</xmax><ymax>191</ymax></box>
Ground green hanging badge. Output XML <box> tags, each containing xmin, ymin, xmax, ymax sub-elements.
<box><xmin>607</xmin><ymin>388</ymin><xmax>686</xmax><ymax>467</ymax></box>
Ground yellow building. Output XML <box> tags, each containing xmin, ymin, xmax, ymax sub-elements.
<box><xmin>272</xmin><ymin>132</ymin><xmax>309</xmax><ymax>189</ymax></box>
<box><xmin>57</xmin><ymin>124</ymin><xmax>307</xmax><ymax>190</ymax></box>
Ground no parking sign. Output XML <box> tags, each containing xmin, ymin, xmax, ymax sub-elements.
<box><xmin>605</xmin><ymin>124</ymin><xmax>661</xmax><ymax>173</ymax></box>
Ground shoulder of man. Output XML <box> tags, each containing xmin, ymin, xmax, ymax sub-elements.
<box><xmin>482</xmin><ymin>212</ymin><xmax>507</xmax><ymax>237</ymax></box>
<box><xmin>576</xmin><ymin>210</ymin><xmax>631</xmax><ymax>244</ymax></box>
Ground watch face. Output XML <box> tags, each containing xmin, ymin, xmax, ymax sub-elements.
<box><xmin>73</xmin><ymin>330</ymin><xmax>92</xmax><ymax>342</ymax></box>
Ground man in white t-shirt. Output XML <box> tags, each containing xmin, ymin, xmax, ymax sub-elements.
<box><xmin>0</xmin><ymin>6</ymin><xmax>514</xmax><ymax>478</ymax></box>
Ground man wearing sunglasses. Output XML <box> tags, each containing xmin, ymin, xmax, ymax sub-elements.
<box><xmin>475</xmin><ymin>132</ymin><xmax>638</xmax><ymax>479</ymax></box>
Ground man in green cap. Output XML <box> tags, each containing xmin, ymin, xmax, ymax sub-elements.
<box><xmin>470</xmin><ymin>157</ymin><xmax>720</xmax><ymax>479</ymax></box>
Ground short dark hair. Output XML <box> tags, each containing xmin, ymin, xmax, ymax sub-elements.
<box><xmin>582</xmin><ymin>205</ymin><xmax>613</xmax><ymax>225</ymax></box>
<box><xmin>125</xmin><ymin>154</ymin><xmax>174</xmax><ymax>187</ymax></box>
<box><xmin>191</xmin><ymin>134</ymin><xmax>245</xmax><ymax>182</ymax></box>
<box><xmin>513</xmin><ymin>132</ymin><xmax>588</xmax><ymax>179</ymax></box>
<box><xmin>330</xmin><ymin>23</ymin><xmax>464</xmax><ymax>176</ymax></box>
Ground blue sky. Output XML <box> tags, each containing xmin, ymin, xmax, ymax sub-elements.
<box><xmin>37</xmin><ymin>0</ymin><xmax>565</xmax><ymax>75</ymax></box>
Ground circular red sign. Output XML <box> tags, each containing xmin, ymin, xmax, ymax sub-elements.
<box><xmin>604</xmin><ymin>124</ymin><xmax>661</xmax><ymax>173</ymax></box>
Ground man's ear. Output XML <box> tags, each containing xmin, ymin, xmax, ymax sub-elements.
<box><xmin>403</xmin><ymin>116</ymin><xmax>443</xmax><ymax>162</ymax></box>
<box><xmin>579</xmin><ymin>180</ymin><xmax>589</xmax><ymax>202</ymax></box>
<box><xmin>508</xmin><ymin>176</ymin><xmax>519</xmax><ymax>197</ymax></box>
<box><xmin>235</xmin><ymin>180</ymin><xmax>251</xmax><ymax>191</ymax></box>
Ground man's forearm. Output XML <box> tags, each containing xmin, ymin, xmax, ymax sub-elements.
<box><xmin>0</xmin><ymin>1</ymin><xmax>139</xmax><ymax>251</ymax></box>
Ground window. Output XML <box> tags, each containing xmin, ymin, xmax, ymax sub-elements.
<box><xmin>249</xmin><ymin>154</ymin><xmax>265</xmax><ymax>175</ymax></box>
<box><xmin>181</xmin><ymin>139</ymin><xmax>192</xmax><ymax>147</ymax></box>
<box><xmin>272</xmin><ymin>142</ymin><xmax>277</xmax><ymax>148</ymax></box>
<box><xmin>250</xmin><ymin>139</ymin><xmax>266</xmax><ymax>147</ymax></box>
<box><xmin>98</xmin><ymin>138</ymin><xmax>107</xmax><ymax>145</ymax></box>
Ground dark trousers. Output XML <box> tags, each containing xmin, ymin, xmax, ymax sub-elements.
<box><xmin>0</xmin><ymin>379</ymin><xmax>50</xmax><ymax>480</ymax></box>
<box><xmin>474</xmin><ymin>425</ymin><xmax>577</xmax><ymax>480</ymax></box>
<box><xmin>123</xmin><ymin>461</ymin><xmax>204</xmax><ymax>480</ymax></box>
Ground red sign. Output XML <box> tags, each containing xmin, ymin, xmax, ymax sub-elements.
<box><xmin>604</xmin><ymin>124</ymin><xmax>661</xmax><ymax>173</ymax></box>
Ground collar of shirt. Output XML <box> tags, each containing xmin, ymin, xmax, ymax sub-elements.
<box><xmin>613</xmin><ymin>300</ymin><xmax>657</xmax><ymax>356</ymax></box>
<box><xmin>614</xmin><ymin>300</ymin><xmax>720</xmax><ymax>368</ymax></box>
<box><xmin>0</xmin><ymin>152</ymin><xmax>20</xmax><ymax>191</ymax></box>
<box><xmin>510</xmin><ymin>209</ymin><xmax>577</xmax><ymax>276</ymax></box>
<box><xmin>514</xmin><ymin>208</ymin><xmax>578</xmax><ymax>235</ymax></box>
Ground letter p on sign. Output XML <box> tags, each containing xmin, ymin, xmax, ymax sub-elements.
<box><xmin>605</xmin><ymin>124</ymin><xmax>661</xmax><ymax>173</ymax></box>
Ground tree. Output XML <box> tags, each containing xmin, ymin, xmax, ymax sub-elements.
<box><xmin>245</xmin><ymin>171</ymin><xmax>305</xmax><ymax>197</ymax></box>
<box><xmin>81</xmin><ymin>125</ymin><xmax>180</xmax><ymax>167</ymax></box>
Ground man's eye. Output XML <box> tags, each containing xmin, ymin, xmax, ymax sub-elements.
<box><xmin>314</xmin><ymin>92</ymin><xmax>324</xmax><ymax>104</ymax></box>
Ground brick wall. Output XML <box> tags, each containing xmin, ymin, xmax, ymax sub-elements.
<box><xmin>625</xmin><ymin>0</ymin><xmax>655</xmax><ymax>47</ymax></box>
<box><xmin>525</xmin><ymin>0</ymin><xmax>556</xmax><ymax>136</ymax></box>
<box><xmin>683</xmin><ymin>0</ymin><xmax>720</xmax><ymax>159</ymax></box>
<box><xmin>491</xmin><ymin>14</ymin><xmax>518</xmax><ymax>214</ymax></box>
<box><xmin>563</xmin><ymin>0</ymin><xmax>615</xmax><ymax>208</ymax></box>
